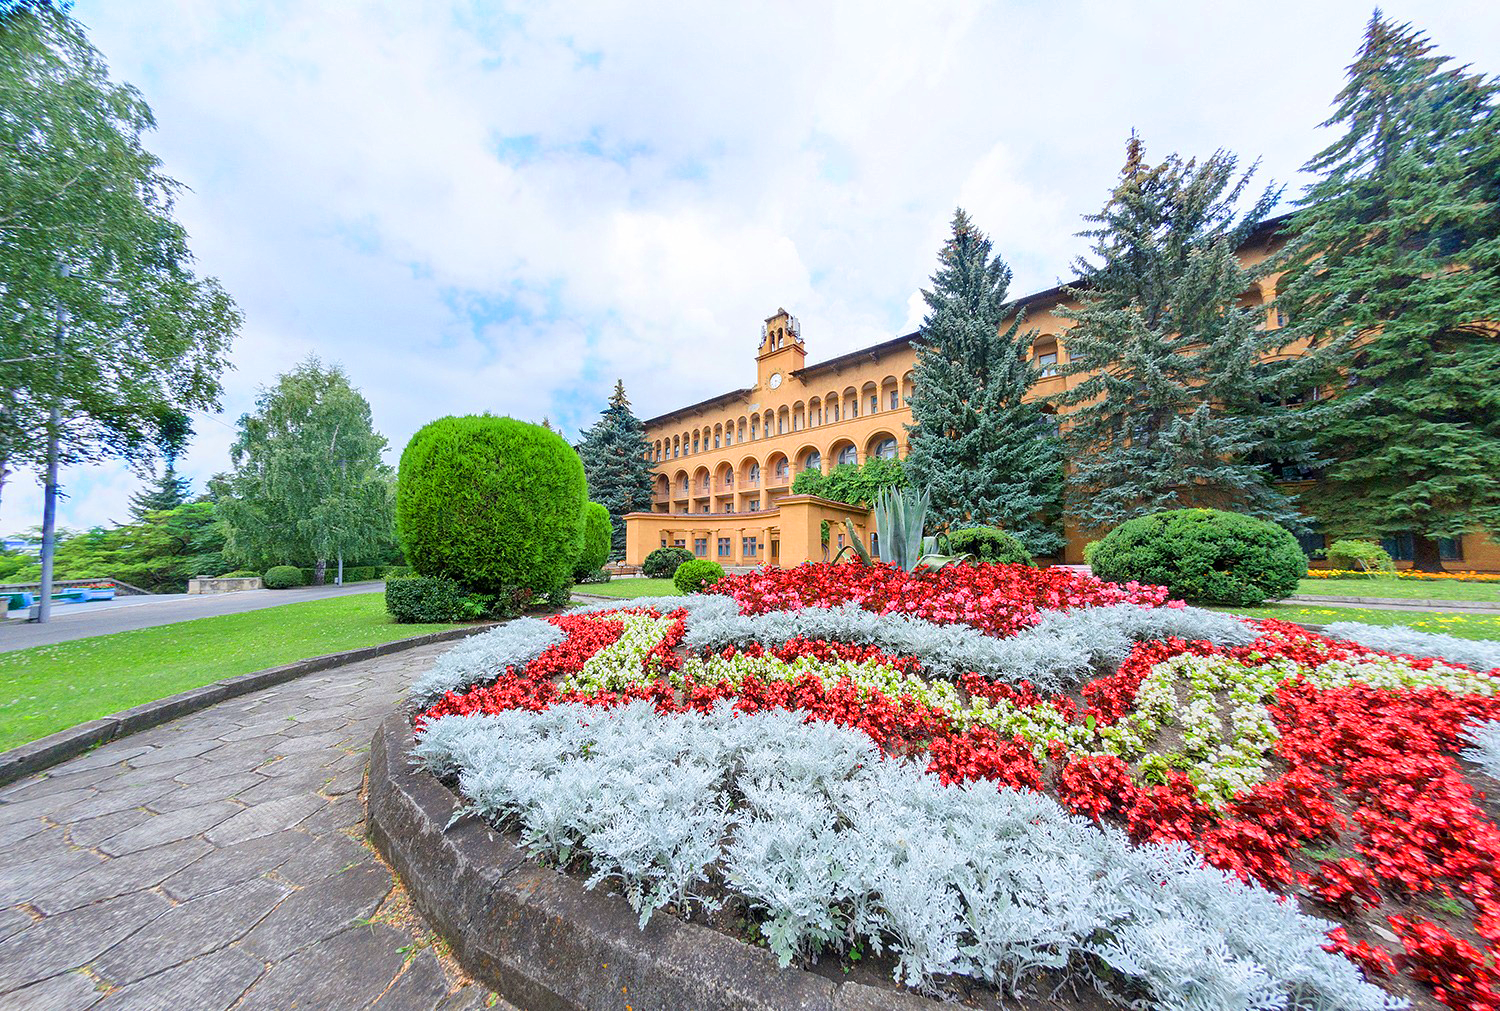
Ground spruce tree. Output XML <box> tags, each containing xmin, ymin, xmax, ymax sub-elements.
<box><xmin>1276</xmin><ymin>13</ymin><xmax>1500</xmax><ymax>571</ymax></box>
<box><xmin>1053</xmin><ymin>136</ymin><xmax>1328</xmax><ymax>534</ymax></box>
<box><xmin>904</xmin><ymin>209</ymin><xmax>1064</xmax><ymax>556</ymax></box>
<box><xmin>576</xmin><ymin>380</ymin><xmax>656</xmax><ymax>557</ymax></box>
<box><xmin>127</xmin><ymin>464</ymin><xmax>191</xmax><ymax>520</ymax></box>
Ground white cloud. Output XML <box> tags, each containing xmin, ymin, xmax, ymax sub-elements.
<box><xmin>6</xmin><ymin>0</ymin><xmax>1496</xmax><ymax>534</ymax></box>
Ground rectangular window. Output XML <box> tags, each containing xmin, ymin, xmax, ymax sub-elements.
<box><xmin>742</xmin><ymin>537</ymin><xmax>758</xmax><ymax>558</ymax></box>
<box><xmin>1378</xmin><ymin>533</ymin><xmax>1463</xmax><ymax>562</ymax></box>
<box><xmin>694</xmin><ymin>537</ymin><xmax>707</xmax><ymax>557</ymax></box>
<box><xmin>701</xmin><ymin>505</ymin><xmax>710</xmax><ymax>513</ymax></box>
<box><xmin>837</xmin><ymin>533</ymin><xmax>846</xmax><ymax>549</ymax></box>
<box><xmin>869</xmin><ymin>395</ymin><xmax>878</xmax><ymax>413</ymax></box>
<box><xmin>1037</xmin><ymin>351</ymin><xmax>1059</xmax><ymax>377</ymax></box>
<box><xmin>673</xmin><ymin>539</ymin><xmax>685</xmax><ymax>548</ymax></box>
<box><xmin>1295</xmin><ymin>529</ymin><xmax>1325</xmax><ymax>558</ymax></box>
<box><xmin>888</xmin><ymin>391</ymin><xmax>899</xmax><ymax>409</ymax></box>
<box><xmin>660</xmin><ymin>537</ymin><xmax>668</xmax><ymax>548</ymax></box>
<box><xmin>748</xmin><ymin>498</ymin><xmax>760</xmax><ymax>512</ymax></box>
<box><xmin>718</xmin><ymin>537</ymin><xmax>731</xmax><ymax>557</ymax></box>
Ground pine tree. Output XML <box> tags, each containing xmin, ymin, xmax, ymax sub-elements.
<box><xmin>904</xmin><ymin>209</ymin><xmax>1064</xmax><ymax>556</ymax></box>
<box><xmin>1276</xmin><ymin>13</ymin><xmax>1500</xmax><ymax>571</ymax></box>
<box><xmin>127</xmin><ymin>464</ymin><xmax>191</xmax><ymax>520</ymax></box>
<box><xmin>1053</xmin><ymin>136</ymin><xmax>1328</xmax><ymax>534</ymax></box>
<box><xmin>576</xmin><ymin>379</ymin><xmax>656</xmax><ymax>557</ymax></box>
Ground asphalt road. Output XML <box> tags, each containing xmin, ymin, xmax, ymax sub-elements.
<box><xmin>0</xmin><ymin>582</ymin><xmax>386</xmax><ymax>654</ymax></box>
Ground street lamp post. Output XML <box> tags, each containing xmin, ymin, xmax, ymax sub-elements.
<box><xmin>36</xmin><ymin>263</ymin><xmax>70</xmax><ymax>624</ymax></box>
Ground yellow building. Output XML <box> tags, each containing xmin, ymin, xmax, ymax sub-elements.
<box><xmin>624</xmin><ymin>225</ymin><xmax>1500</xmax><ymax>571</ymax></box>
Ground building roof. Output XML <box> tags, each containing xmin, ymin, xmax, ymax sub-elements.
<box><xmin>640</xmin><ymin>212</ymin><xmax>1295</xmax><ymax>428</ymax></box>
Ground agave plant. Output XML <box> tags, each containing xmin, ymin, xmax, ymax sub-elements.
<box><xmin>834</xmin><ymin>485</ymin><xmax>968</xmax><ymax>572</ymax></box>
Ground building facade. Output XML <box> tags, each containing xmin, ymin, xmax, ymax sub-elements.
<box><xmin>623</xmin><ymin>230</ymin><xmax>1500</xmax><ymax>571</ymax></box>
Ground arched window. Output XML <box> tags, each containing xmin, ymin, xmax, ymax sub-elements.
<box><xmin>749</xmin><ymin>462</ymin><xmax>760</xmax><ymax>482</ymax></box>
<box><xmin>775</xmin><ymin>458</ymin><xmax>789</xmax><ymax>479</ymax></box>
<box><xmin>837</xmin><ymin>445</ymin><xmax>857</xmax><ymax>466</ymax></box>
<box><xmin>802</xmin><ymin>450</ymin><xmax>822</xmax><ymax>472</ymax></box>
<box><xmin>872</xmin><ymin>438</ymin><xmax>897</xmax><ymax>460</ymax></box>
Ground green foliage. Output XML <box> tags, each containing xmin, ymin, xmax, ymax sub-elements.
<box><xmin>574</xmin><ymin>502</ymin><xmax>613</xmax><ymax>580</ymax></box>
<box><xmin>576</xmin><ymin>380</ymin><xmax>657</xmax><ymax>557</ymax></box>
<box><xmin>215</xmin><ymin>357</ymin><xmax>394</xmax><ymax>583</ymax></box>
<box><xmin>904</xmin><ymin>210</ymin><xmax>1064</xmax><ymax>557</ymax></box>
<box><xmin>943</xmin><ymin>527</ymin><xmax>1033</xmax><ymax>566</ymax></box>
<box><xmin>1276</xmin><ymin>15</ymin><xmax>1500</xmax><ymax>571</ymax></box>
<box><xmin>217</xmin><ymin>570</ymin><xmax>259</xmax><ymax>578</ymax></box>
<box><xmin>575</xmin><ymin>568</ymin><xmax>612</xmax><ymax>584</ymax></box>
<box><xmin>1089</xmin><ymin>509</ymin><xmax>1308</xmax><ymax>607</ymax></box>
<box><xmin>4</xmin><ymin>501</ymin><xmax>226</xmax><ymax>592</ymax></box>
<box><xmin>643</xmin><ymin>546</ymin><xmax>694</xmax><ymax>579</ymax></box>
<box><xmin>792</xmin><ymin>457</ymin><xmax>908</xmax><ymax>507</ymax></box>
<box><xmin>1053</xmin><ymin>137</ymin><xmax>1334</xmax><ymax>537</ymax></box>
<box><xmin>397</xmin><ymin>414</ymin><xmax>586</xmax><ymax>602</ymax></box>
<box><xmin>1325</xmin><ymin>539</ymin><xmax>1396</xmax><ymax>574</ymax></box>
<box><xmin>673</xmin><ymin>559</ymin><xmax>725</xmax><ymax>594</ymax></box>
<box><xmin>383</xmin><ymin>564</ymin><xmax>412</xmax><ymax>580</ymax></box>
<box><xmin>263</xmin><ymin>564</ymin><xmax>304</xmax><ymax>589</ymax></box>
<box><xmin>1082</xmin><ymin>541</ymin><xmax>1101</xmax><ymax>566</ymax></box>
<box><xmin>0</xmin><ymin>7</ymin><xmax>239</xmax><ymax>513</ymax></box>
<box><xmin>127</xmin><ymin>465</ymin><xmax>191</xmax><ymax>521</ymax></box>
<box><xmin>385</xmin><ymin>575</ymin><xmax>483</xmax><ymax>623</ymax></box>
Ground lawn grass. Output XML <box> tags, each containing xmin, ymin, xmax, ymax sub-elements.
<box><xmin>0</xmin><ymin>593</ymin><xmax>462</xmax><ymax>751</ymax></box>
<box><xmin>572</xmin><ymin>578</ymin><xmax>682</xmax><ymax>599</ymax></box>
<box><xmin>1295</xmin><ymin>577</ymin><xmax>1500</xmax><ymax>602</ymax></box>
<box><xmin>1210</xmin><ymin>603</ymin><xmax>1500</xmax><ymax>641</ymax></box>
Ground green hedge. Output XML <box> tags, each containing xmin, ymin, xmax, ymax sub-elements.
<box><xmin>385</xmin><ymin>575</ymin><xmax>484</xmax><ymax>623</ymax></box>
<box><xmin>673</xmin><ymin>558</ymin><xmax>725</xmax><ymax>594</ymax></box>
<box><xmin>643</xmin><ymin>546</ymin><xmax>694</xmax><ymax>579</ymax></box>
<box><xmin>396</xmin><ymin>415</ymin><xmax>587</xmax><ymax>602</ymax></box>
<box><xmin>263</xmin><ymin>565</ymin><xmax>304</xmax><ymax>589</ymax></box>
<box><xmin>574</xmin><ymin>503</ymin><xmax>613</xmax><ymax>580</ymax></box>
<box><xmin>1088</xmin><ymin>508</ymin><xmax>1307</xmax><ymax>607</ymax></box>
<box><xmin>944</xmin><ymin>527</ymin><xmax>1033</xmax><ymax>567</ymax></box>
<box><xmin>1326</xmin><ymin>539</ymin><xmax>1396</xmax><ymax>574</ymax></box>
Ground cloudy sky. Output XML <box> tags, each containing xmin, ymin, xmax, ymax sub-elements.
<box><xmin>6</xmin><ymin>0</ymin><xmax>1497</xmax><ymax>536</ymax></box>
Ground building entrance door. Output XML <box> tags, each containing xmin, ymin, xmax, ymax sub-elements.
<box><xmin>770</xmin><ymin>539</ymin><xmax>780</xmax><ymax>565</ymax></box>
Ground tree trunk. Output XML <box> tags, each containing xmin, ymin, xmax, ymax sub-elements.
<box><xmin>1411</xmin><ymin>532</ymin><xmax>1446</xmax><ymax>573</ymax></box>
<box><xmin>313</xmin><ymin>559</ymin><xmax>327</xmax><ymax>585</ymax></box>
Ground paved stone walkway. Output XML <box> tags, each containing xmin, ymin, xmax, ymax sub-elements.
<box><xmin>0</xmin><ymin>643</ymin><xmax>511</xmax><ymax>1010</ymax></box>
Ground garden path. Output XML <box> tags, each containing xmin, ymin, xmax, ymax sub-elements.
<box><xmin>0</xmin><ymin>642</ymin><xmax>510</xmax><ymax>1011</ymax></box>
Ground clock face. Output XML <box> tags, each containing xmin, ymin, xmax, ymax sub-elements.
<box><xmin>769</xmin><ymin>373</ymin><xmax>782</xmax><ymax>390</ymax></box>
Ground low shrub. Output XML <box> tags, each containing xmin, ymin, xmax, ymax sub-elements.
<box><xmin>575</xmin><ymin>568</ymin><xmax>612</xmax><ymax>584</ymax></box>
<box><xmin>263</xmin><ymin>565</ymin><xmax>304</xmax><ymax>589</ymax></box>
<box><xmin>298</xmin><ymin>567</ymin><xmax>319</xmax><ymax>586</ymax></box>
<box><xmin>385</xmin><ymin>575</ymin><xmax>485</xmax><ymax>623</ymax></box>
<box><xmin>1087</xmin><ymin>509</ymin><xmax>1307</xmax><ymax>607</ymax></box>
<box><xmin>1082</xmin><ymin>540</ymin><xmax>1101</xmax><ymax>565</ymax></box>
<box><xmin>218</xmin><ymin>570</ymin><xmax>260</xmax><ymax>579</ymax></box>
<box><xmin>674</xmin><ymin>559</ymin><xmax>725</xmax><ymax>594</ymax></box>
<box><xmin>1325</xmin><ymin>539</ymin><xmax>1395</xmax><ymax>575</ymax></box>
<box><xmin>383</xmin><ymin>565</ymin><xmax>413</xmax><ymax>580</ymax></box>
<box><xmin>574</xmin><ymin>503</ymin><xmax>613</xmax><ymax>580</ymax></box>
<box><xmin>643</xmin><ymin>546</ymin><xmax>694</xmax><ymax>579</ymax></box>
<box><xmin>944</xmin><ymin>526</ymin><xmax>1033</xmax><ymax>566</ymax></box>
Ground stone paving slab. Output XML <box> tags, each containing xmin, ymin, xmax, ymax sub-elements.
<box><xmin>0</xmin><ymin>642</ymin><xmax>513</xmax><ymax>1010</ymax></box>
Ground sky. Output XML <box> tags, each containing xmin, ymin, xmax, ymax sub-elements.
<box><xmin>5</xmin><ymin>0</ymin><xmax>1498</xmax><ymax>536</ymax></box>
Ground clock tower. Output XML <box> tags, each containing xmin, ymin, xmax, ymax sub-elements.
<box><xmin>756</xmin><ymin>307</ymin><xmax>806</xmax><ymax>393</ymax></box>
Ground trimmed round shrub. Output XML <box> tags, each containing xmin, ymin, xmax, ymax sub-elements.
<box><xmin>945</xmin><ymin>527</ymin><xmax>1034</xmax><ymax>566</ymax></box>
<box><xmin>574</xmin><ymin>502</ymin><xmax>613</xmax><ymax>580</ymax></box>
<box><xmin>1326</xmin><ymin>539</ymin><xmax>1395</xmax><ymax>574</ymax></box>
<box><xmin>396</xmin><ymin>416</ymin><xmax>588</xmax><ymax>600</ymax></box>
<box><xmin>643</xmin><ymin>546</ymin><xmax>694</xmax><ymax>579</ymax></box>
<box><xmin>673</xmin><ymin>558</ymin><xmax>725</xmax><ymax>594</ymax></box>
<box><xmin>385</xmin><ymin>575</ymin><xmax>484</xmax><ymax>623</ymax></box>
<box><xmin>263</xmin><ymin>565</ymin><xmax>304</xmax><ymax>589</ymax></box>
<box><xmin>1088</xmin><ymin>508</ymin><xmax>1307</xmax><ymax>607</ymax></box>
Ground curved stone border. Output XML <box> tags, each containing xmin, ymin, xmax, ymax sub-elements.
<box><xmin>366</xmin><ymin>710</ymin><xmax>939</xmax><ymax>1011</ymax></box>
<box><xmin>0</xmin><ymin>623</ymin><xmax>495</xmax><ymax>788</ymax></box>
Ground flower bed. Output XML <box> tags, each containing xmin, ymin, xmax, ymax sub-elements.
<box><xmin>1307</xmin><ymin>569</ymin><xmax>1500</xmax><ymax>583</ymax></box>
<box><xmin>411</xmin><ymin>563</ymin><xmax>1500</xmax><ymax>1011</ymax></box>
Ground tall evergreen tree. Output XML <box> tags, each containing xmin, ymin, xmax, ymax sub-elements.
<box><xmin>1053</xmin><ymin>136</ymin><xmax>1329</xmax><ymax>533</ymax></box>
<box><xmin>127</xmin><ymin>464</ymin><xmax>191</xmax><ymax>520</ymax></box>
<box><xmin>1276</xmin><ymin>13</ymin><xmax>1500</xmax><ymax>571</ymax></box>
<box><xmin>904</xmin><ymin>209</ymin><xmax>1064</xmax><ymax>556</ymax></box>
<box><xmin>576</xmin><ymin>380</ymin><xmax>655</xmax><ymax>557</ymax></box>
<box><xmin>214</xmin><ymin>357</ymin><xmax>394</xmax><ymax>583</ymax></box>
